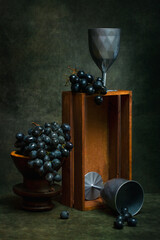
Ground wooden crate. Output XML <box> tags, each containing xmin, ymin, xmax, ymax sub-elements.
<box><xmin>62</xmin><ymin>90</ymin><xmax>132</xmax><ymax>211</ymax></box>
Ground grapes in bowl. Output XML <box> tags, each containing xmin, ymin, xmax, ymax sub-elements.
<box><xmin>11</xmin><ymin>121</ymin><xmax>73</xmax><ymax>186</ymax></box>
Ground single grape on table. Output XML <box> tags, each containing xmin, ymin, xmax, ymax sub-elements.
<box><xmin>60</xmin><ymin>211</ymin><xmax>69</xmax><ymax>219</ymax></box>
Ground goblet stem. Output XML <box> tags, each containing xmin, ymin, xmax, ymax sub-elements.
<box><xmin>102</xmin><ymin>71</ymin><xmax>107</xmax><ymax>87</ymax></box>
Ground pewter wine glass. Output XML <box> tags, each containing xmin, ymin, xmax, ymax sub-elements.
<box><xmin>88</xmin><ymin>28</ymin><xmax>121</xmax><ymax>90</ymax></box>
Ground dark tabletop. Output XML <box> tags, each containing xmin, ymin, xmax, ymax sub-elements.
<box><xmin>0</xmin><ymin>193</ymin><xmax>159</xmax><ymax>240</ymax></box>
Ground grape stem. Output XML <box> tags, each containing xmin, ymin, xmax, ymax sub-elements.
<box><xmin>32</xmin><ymin>122</ymin><xmax>40</xmax><ymax>126</ymax></box>
<box><xmin>68</xmin><ymin>66</ymin><xmax>78</xmax><ymax>74</ymax></box>
<box><xmin>65</xmin><ymin>66</ymin><xmax>78</xmax><ymax>86</ymax></box>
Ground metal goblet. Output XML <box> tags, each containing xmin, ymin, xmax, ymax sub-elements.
<box><xmin>88</xmin><ymin>28</ymin><xmax>121</xmax><ymax>89</ymax></box>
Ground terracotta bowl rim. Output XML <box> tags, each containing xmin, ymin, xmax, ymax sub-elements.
<box><xmin>10</xmin><ymin>150</ymin><xmax>30</xmax><ymax>159</ymax></box>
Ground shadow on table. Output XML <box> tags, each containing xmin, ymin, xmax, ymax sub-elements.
<box><xmin>0</xmin><ymin>193</ymin><xmax>63</xmax><ymax>213</ymax></box>
<box><xmin>0</xmin><ymin>194</ymin><xmax>22</xmax><ymax>212</ymax></box>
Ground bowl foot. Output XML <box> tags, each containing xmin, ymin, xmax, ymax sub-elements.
<box><xmin>13</xmin><ymin>183</ymin><xmax>61</xmax><ymax>211</ymax></box>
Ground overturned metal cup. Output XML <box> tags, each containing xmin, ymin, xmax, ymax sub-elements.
<box><xmin>85</xmin><ymin>172</ymin><xmax>144</xmax><ymax>216</ymax></box>
<box><xmin>101</xmin><ymin>178</ymin><xmax>144</xmax><ymax>215</ymax></box>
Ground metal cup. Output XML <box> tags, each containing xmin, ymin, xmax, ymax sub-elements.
<box><xmin>100</xmin><ymin>178</ymin><xmax>144</xmax><ymax>216</ymax></box>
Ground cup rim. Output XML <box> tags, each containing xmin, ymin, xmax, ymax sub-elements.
<box><xmin>115</xmin><ymin>179</ymin><xmax>144</xmax><ymax>216</ymax></box>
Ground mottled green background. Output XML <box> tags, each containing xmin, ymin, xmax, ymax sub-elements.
<box><xmin>0</xmin><ymin>0</ymin><xmax>160</xmax><ymax>194</ymax></box>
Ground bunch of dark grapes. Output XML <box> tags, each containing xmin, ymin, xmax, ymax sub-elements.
<box><xmin>69</xmin><ymin>70</ymin><xmax>107</xmax><ymax>105</ymax></box>
<box><xmin>14</xmin><ymin>122</ymin><xmax>73</xmax><ymax>185</ymax></box>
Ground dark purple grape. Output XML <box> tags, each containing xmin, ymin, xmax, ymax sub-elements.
<box><xmin>69</xmin><ymin>74</ymin><xmax>79</xmax><ymax>84</ymax></box>
<box><xmin>49</xmin><ymin>151</ymin><xmax>56</xmax><ymax>159</ymax></box>
<box><xmin>114</xmin><ymin>220</ymin><xmax>124</xmax><ymax>229</ymax></box>
<box><xmin>77</xmin><ymin>70</ymin><xmax>85</xmax><ymax>79</ymax></box>
<box><xmin>44</xmin><ymin>127</ymin><xmax>52</xmax><ymax>135</ymax></box>
<box><xmin>86</xmin><ymin>74</ymin><xmax>94</xmax><ymax>83</ymax></box>
<box><xmin>97</xmin><ymin>77</ymin><xmax>102</xmax><ymax>81</ymax></box>
<box><xmin>36</xmin><ymin>136</ymin><xmax>43</xmax><ymax>142</ymax></box>
<box><xmin>93</xmin><ymin>80</ymin><xmax>103</xmax><ymax>91</ymax></box>
<box><xmin>35</xmin><ymin>126</ymin><xmax>42</xmax><ymax>131</ymax></box>
<box><xmin>37</xmin><ymin>141</ymin><xmax>45</xmax><ymax>149</ymax></box>
<box><xmin>45</xmin><ymin>172</ymin><xmax>54</xmax><ymax>182</ymax></box>
<box><xmin>71</xmin><ymin>83</ymin><xmax>80</xmax><ymax>93</ymax></box>
<box><xmin>29</xmin><ymin>150</ymin><xmax>38</xmax><ymax>159</ymax></box>
<box><xmin>28</xmin><ymin>128</ymin><xmax>33</xmax><ymax>135</ymax></box>
<box><xmin>14</xmin><ymin>140</ymin><xmax>25</xmax><ymax>148</ymax></box>
<box><xmin>24</xmin><ymin>136</ymin><xmax>34</xmax><ymax>144</ymax></box>
<box><xmin>16</xmin><ymin>133</ymin><xmax>24</xmax><ymax>141</ymax></box>
<box><xmin>94</xmin><ymin>96</ymin><xmax>103</xmax><ymax>105</ymax></box>
<box><xmin>116</xmin><ymin>215</ymin><xmax>125</xmax><ymax>223</ymax></box>
<box><xmin>44</xmin><ymin>155</ymin><xmax>50</xmax><ymax>162</ymax></box>
<box><xmin>127</xmin><ymin>217</ymin><xmax>137</xmax><ymax>227</ymax></box>
<box><xmin>44</xmin><ymin>144</ymin><xmax>50</xmax><ymax>151</ymax></box>
<box><xmin>40</xmin><ymin>134</ymin><xmax>46</xmax><ymax>141</ymax></box>
<box><xmin>79</xmin><ymin>78</ymin><xmax>88</xmax><ymax>91</ymax></box>
<box><xmin>37</xmin><ymin>149</ymin><xmax>46</xmax><ymax>158</ymax></box>
<box><xmin>101</xmin><ymin>86</ymin><xmax>107</xmax><ymax>95</ymax></box>
<box><xmin>28</xmin><ymin>129</ymin><xmax>33</xmax><ymax>135</ymax></box>
<box><xmin>37</xmin><ymin>165</ymin><xmax>45</xmax><ymax>176</ymax></box>
<box><xmin>23</xmin><ymin>135</ymin><xmax>27</xmax><ymax>142</ymax></box>
<box><xmin>32</xmin><ymin>129</ymin><xmax>40</xmax><ymax>137</ymax></box>
<box><xmin>43</xmin><ymin>161</ymin><xmax>52</xmax><ymax>171</ymax></box>
<box><xmin>44</xmin><ymin>123</ymin><xmax>51</xmax><ymax>128</ymax></box>
<box><xmin>34</xmin><ymin>159</ymin><xmax>43</xmax><ymax>167</ymax></box>
<box><xmin>64</xmin><ymin>133</ymin><xmax>71</xmax><ymax>141</ymax></box>
<box><xmin>28</xmin><ymin>160</ymin><xmax>34</xmax><ymax>168</ymax></box>
<box><xmin>65</xmin><ymin>142</ymin><xmax>73</xmax><ymax>150</ymax></box>
<box><xmin>50</xmin><ymin>132</ymin><xmax>58</xmax><ymax>139</ymax></box>
<box><xmin>123</xmin><ymin>212</ymin><xmax>132</xmax><ymax>221</ymax></box>
<box><xmin>58</xmin><ymin>136</ymin><xmax>65</xmax><ymax>144</ymax></box>
<box><xmin>60</xmin><ymin>211</ymin><xmax>69</xmax><ymax>219</ymax></box>
<box><xmin>56</xmin><ymin>128</ymin><xmax>64</xmax><ymax>136</ymax></box>
<box><xmin>52</xmin><ymin>159</ymin><xmax>61</xmax><ymax>168</ymax></box>
<box><xmin>24</xmin><ymin>146</ymin><xmax>29</xmax><ymax>154</ymax></box>
<box><xmin>56</xmin><ymin>144</ymin><xmax>62</xmax><ymax>151</ymax></box>
<box><xmin>51</xmin><ymin>121</ymin><xmax>57</xmax><ymax>126</ymax></box>
<box><xmin>121</xmin><ymin>207</ymin><xmax>128</xmax><ymax>215</ymax></box>
<box><xmin>54</xmin><ymin>174</ymin><xmax>62</xmax><ymax>182</ymax></box>
<box><xmin>28</xmin><ymin>142</ymin><xmax>37</xmax><ymax>151</ymax></box>
<box><xmin>44</xmin><ymin>136</ymin><xmax>51</xmax><ymax>144</ymax></box>
<box><xmin>85</xmin><ymin>85</ymin><xmax>95</xmax><ymax>95</ymax></box>
<box><xmin>53</xmin><ymin>170</ymin><xmax>58</xmax><ymax>175</ymax></box>
<box><xmin>50</xmin><ymin>123</ymin><xmax>59</xmax><ymax>131</ymax></box>
<box><xmin>54</xmin><ymin>150</ymin><xmax>62</xmax><ymax>158</ymax></box>
<box><xmin>61</xmin><ymin>124</ymin><xmax>71</xmax><ymax>132</ymax></box>
<box><xmin>28</xmin><ymin>136</ymin><xmax>36</xmax><ymax>143</ymax></box>
<box><xmin>52</xmin><ymin>138</ymin><xmax>59</xmax><ymax>147</ymax></box>
<box><xmin>38</xmin><ymin>126</ymin><xmax>44</xmax><ymax>132</ymax></box>
<box><xmin>61</xmin><ymin>148</ymin><xmax>69</xmax><ymax>157</ymax></box>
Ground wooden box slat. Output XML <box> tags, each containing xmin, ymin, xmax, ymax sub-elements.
<box><xmin>61</xmin><ymin>92</ymin><xmax>74</xmax><ymax>207</ymax></box>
